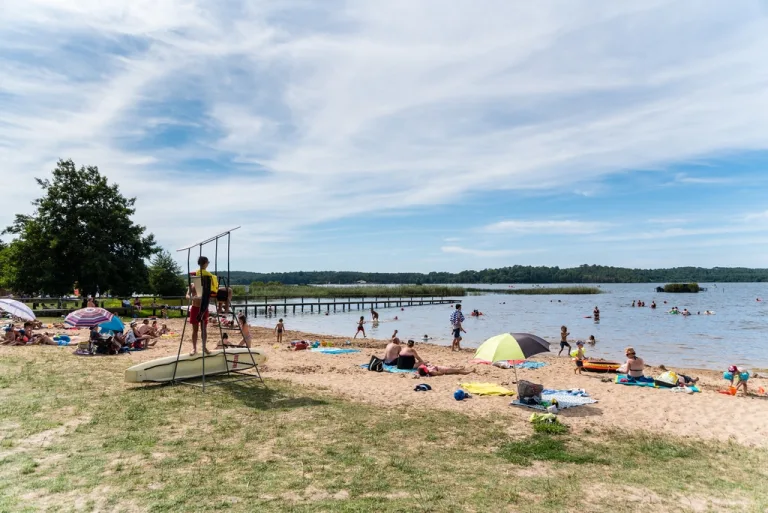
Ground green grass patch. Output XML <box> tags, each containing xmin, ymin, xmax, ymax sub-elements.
<box><xmin>0</xmin><ymin>350</ymin><xmax>766</xmax><ymax>512</ymax></box>
<box><xmin>532</xmin><ymin>420</ymin><xmax>570</xmax><ymax>435</ymax></box>
<box><xmin>468</xmin><ymin>286</ymin><xmax>602</xmax><ymax>295</ymax></box>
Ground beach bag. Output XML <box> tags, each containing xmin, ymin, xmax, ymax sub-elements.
<box><xmin>517</xmin><ymin>380</ymin><xmax>543</xmax><ymax>400</ymax></box>
<box><xmin>368</xmin><ymin>355</ymin><xmax>384</xmax><ymax>372</ymax></box>
<box><xmin>655</xmin><ymin>370</ymin><xmax>678</xmax><ymax>388</ymax></box>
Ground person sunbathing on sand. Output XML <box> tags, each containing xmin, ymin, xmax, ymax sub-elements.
<box><xmin>383</xmin><ymin>331</ymin><xmax>401</xmax><ymax>366</ymax></box>
<box><xmin>416</xmin><ymin>363</ymin><xmax>471</xmax><ymax>377</ymax></box>
<box><xmin>622</xmin><ymin>347</ymin><xmax>645</xmax><ymax>378</ymax></box>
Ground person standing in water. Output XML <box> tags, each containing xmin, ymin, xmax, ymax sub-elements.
<box><xmin>370</xmin><ymin>307</ymin><xmax>379</xmax><ymax>323</ymax></box>
<box><xmin>593</xmin><ymin>306</ymin><xmax>600</xmax><ymax>322</ymax></box>
<box><xmin>354</xmin><ymin>316</ymin><xmax>366</xmax><ymax>338</ymax></box>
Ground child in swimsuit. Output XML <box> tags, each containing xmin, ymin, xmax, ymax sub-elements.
<box><xmin>273</xmin><ymin>318</ymin><xmax>283</xmax><ymax>346</ymax></box>
<box><xmin>574</xmin><ymin>341</ymin><xmax>585</xmax><ymax>374</ymax></box>
<box><xmin>558</xmin><ymin>326</ymin><xmax>571</xmax><ymax>356</ymax></box>
<box><xmin>354</xmin><ymin>316</ymin><xmax>366</xmax><ymax>339</ymax></box>
<box><xmin>239</xmin><ymin>313</ymin><xmax>252</xmax><ymax>347</ymax></box>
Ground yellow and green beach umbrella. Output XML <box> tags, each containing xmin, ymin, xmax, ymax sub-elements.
<box><xmin>474</xmin><ymin>333</ymin><xmax>550</xmax><ymax>363</ymax></box>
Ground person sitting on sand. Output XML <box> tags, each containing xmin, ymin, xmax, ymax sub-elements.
<box><xmin>574</xmin><ymin>341</ymin><xmax>586</xmax><ymax>375</ymax></box>
<box><xmin>354</xmin><ymin>316</ymin><xmax>366</xmax><ymax>339</ymax></box>
<box><xmin>623</xmin><ymin>347</ymin><xmax>645</xmax><ymax>379</ymax></box>
<box><xmin>239</xmin><ymin>313</ymin><xmax>252</xmax><ymax>348</ymax></box>
<box><xmin>383</xmin><ymin>331</ymin><xmax>401</xmax><ymax>366</ymax></box>
<box><xmin>23</xmin><ymin>322</ymin><xmax>56</xmax><ymax>345</ymax></box>
<box><xmin>274</xmin><ymin>318</ymin><xmax>284</xmax><ymax>345</ymax></box>
<box><xmin>126</xmin><ymin>321</ymin><xmax>153</xmax><ymax>350</ymax></box>
<box><xmin>2</xmin><ymin>324</ymin><xmax>17</xmax><ymax>345</ymax></box>
<box><xmin>397</xmin><ymin>340</ymin><xmax>425</xmax><ymax>370</ymax></box>
<box><xmin>587</xmin><ymin>335</ymin><xmax>596</xmax><ymax>346</ymax></box>
<box><xmin>158</xmin><ymin>323</ymin><xmax>170</xmax><ymax>336</ymax></box>
<box><xmin>138</xmin><ymin>319</ymin><xmax>159</xmax><ymax>339</ymax></box>
<box><xmin>416</xmin><ymin>363</ymin><xmax>471</xmax><ymax>377</ymax></box>
<box><xmin>558</xmin><ymin>326</ymin><xmax>571</xmax><ymax>356</ymax></box>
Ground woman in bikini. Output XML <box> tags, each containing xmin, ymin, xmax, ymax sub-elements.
<box><xmin>416</xmin><ymin>363</ymin><xmax>471</xmax><ymax>377</ymax></box>
<box><xmin>273</xmin><ymin>317</ymin><xmax>283</xmax><ymax>346</ymax></box>
<box><xmin>624</xmin><ymin>347</ymin><xmax>645</xmax><ymax>379</ymax></box>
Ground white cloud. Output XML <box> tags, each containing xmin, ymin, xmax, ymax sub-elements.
<box><xmin>440</xmin><ymin>246</ymin><xmax>530</xmax><ymax>258</ymax></box>
<box><xmin>2</xmin><ymin>0</ymin><xmax>768</xmax><ymax>268</ymax></box>
<box><xmin>672</xmin><ymin>173</ymin><xmax>732</xmax><ymax>185</ymax></box>
<box><xmin>484</xmin><ymin>220</ymin><xmax>610</xmax><ymax>235</ymax></box>
<box><xmin>745</xmin><ymin>210</ymin><xmax>768</xmax><ymax>221</ymax></box>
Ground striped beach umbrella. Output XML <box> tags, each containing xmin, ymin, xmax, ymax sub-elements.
<box><xmin>65</xmin><ymin>307</ymin><xmax>114</xmax><ymax>328</ymax></box>
<box><xmin>0</xmin><ymin>299</ymin><xmax>36</xmax><ymax>321</ymax></box>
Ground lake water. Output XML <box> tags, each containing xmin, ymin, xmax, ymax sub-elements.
<box><xmin>242</xmin><ymin>283</ymin><xmax>768</xmax><ymax>371</ymax></box>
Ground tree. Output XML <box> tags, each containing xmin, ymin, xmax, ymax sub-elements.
<box><xmin>148</xmin><ymin>250</ymin><xmax>186</xmax><ymax>296</ymax></box>
<box><xmin>3</xmin><ymin>159</ymin><xmax>157</xmax><ymax>296</ymax></box>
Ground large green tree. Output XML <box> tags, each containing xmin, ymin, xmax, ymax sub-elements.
<box><xmin>148</xmin><ymin>250</ymin><xmax>186</xmax><ymax>296</ymax></box>
<box><xmin>3</xmin><ymin>159</ymin><xmax>157</xmax><ymax>296</ymax></box>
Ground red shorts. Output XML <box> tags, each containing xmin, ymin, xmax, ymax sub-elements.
<box><xmin>189</xmin><ymin>306</ymin><xmax>209</xmax><ymax>326</ymax></box>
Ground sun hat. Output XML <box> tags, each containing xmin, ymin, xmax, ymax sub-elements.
<box><xmin>625</xmin><ymin>346</ymin><xmax>636</xmax><ymax>355</ymax></box>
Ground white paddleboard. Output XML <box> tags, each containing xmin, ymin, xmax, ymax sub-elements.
<box><xmin>124</xmin><ymin>348</ymin><xmax>267</xmax><ymax>383</ymax></box>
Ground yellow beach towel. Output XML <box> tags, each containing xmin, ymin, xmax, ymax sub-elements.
<box><xmin>460</xmin><ymin>382</ymin><xmax>515</xmax><ymax>396</ymax></box>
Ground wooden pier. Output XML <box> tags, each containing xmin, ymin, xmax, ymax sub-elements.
<box><xmin>232</xmin><ymin>297</ymin><xmax>462</xmax><ymax>317</ymax></box>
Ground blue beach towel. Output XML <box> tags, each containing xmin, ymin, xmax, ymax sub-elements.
<box><xmin>311</xmin><ymin>348</ymin><xmax>360</xmax><ymax>355</ymax></box>
<box><xmin>360</xmin><ymin>363</ymin><xmax>415</xmax><ymax>374</ymax></box>
<box><xmin>515</xmin><ymin>361</ymin><xmax>547</xmax><ymax>370</ymax></box>
<box><xmin>614</xmin><ymin>374</ymin><xmax>656</xmax><ymax>387</ymax></box>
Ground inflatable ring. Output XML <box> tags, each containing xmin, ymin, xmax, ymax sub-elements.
<box><xmin>582</xmin><ymin>360</ymin><xmax>621</xmax><ymax>373</ymax></box>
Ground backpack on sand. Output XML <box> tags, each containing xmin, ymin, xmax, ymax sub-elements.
<box><xmin>368</xmin><ymin>355</ymin><xmax>384</xmax><ymax>372</ymax></box>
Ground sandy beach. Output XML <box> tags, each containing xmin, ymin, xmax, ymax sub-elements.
<box><xmin>11</xmin><ymin>318</ymin><xmax>768</xmax><ymax>447</ymax></box>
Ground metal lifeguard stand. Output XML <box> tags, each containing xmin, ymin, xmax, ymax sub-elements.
<box><xmin>171</xmin><ymin>227</ymin><xmax>264</xmax><ymax>390</ymax></box>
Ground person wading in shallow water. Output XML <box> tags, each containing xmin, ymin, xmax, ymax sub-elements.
<box><xmin>593</xmin><ymin>305</ymin><xmax>600</xmax><ymax>321</ymax></box>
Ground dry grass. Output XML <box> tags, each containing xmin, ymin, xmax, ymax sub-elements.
<box><xmin>0</xmin><ymin>348</ymin><xmax>766</xmax><ymax>512</ymax></box>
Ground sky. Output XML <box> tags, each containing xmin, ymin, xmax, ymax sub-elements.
<box><xmin>2</xmin><ymin>0</ymin><xmax>768</xmax><ymax>273</ymax></box>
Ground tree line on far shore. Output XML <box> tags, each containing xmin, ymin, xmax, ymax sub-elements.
<box><xmin>229</xmin><ymin>265</ymin><xmax>768</xmax><ymax>286</ymax></box>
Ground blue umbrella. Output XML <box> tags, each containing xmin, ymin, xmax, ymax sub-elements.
<box><xmin>99</xmin><ymin>316</ymin><xmax>125</xmax><ymax>334</ymax></box>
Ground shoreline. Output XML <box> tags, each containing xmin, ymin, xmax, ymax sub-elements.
<box><xmin>7</xmin><ymin>319</ymin><xmax>766</xmax><ymax>446</ymax></box>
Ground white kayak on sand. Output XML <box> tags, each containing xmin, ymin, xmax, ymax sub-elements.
<box><xmin>124</xmin><ymin>348</ymin><xmax>267</xmax><ymax>383</ymax></box>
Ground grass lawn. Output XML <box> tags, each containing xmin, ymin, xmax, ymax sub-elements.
<box><xmin>1</xmin><ymin>350</ymin><xmax>766</xmax><ymax>512</ymax></box>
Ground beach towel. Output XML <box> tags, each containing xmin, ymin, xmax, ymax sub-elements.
<box><xmin>360</xmin><ymin>363</ymin><xmax>414</xmax><ymax>374</ymax></box>
<box><xmin>311</xmin><ymin>348</ymin><xmax>360</xmax><ymax>355</ymax></box>
<box><xmin>511</xmin><ymin>389</ymin><xmax>598</xmax><ymax>410</ymax></box>
<box><xmin>614</xmin><ymin>374</ymin><xmax>656</xmax><ymax>387</ymax></box>
<box><xmin>460</xmin><ymin>382</ymin><xmax>515</xmax><ymax>396</ymax></box>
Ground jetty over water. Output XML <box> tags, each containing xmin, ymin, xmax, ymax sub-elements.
<box><xmin>234</xmin><ymin>296</ymin><xmax>462</xmax><ymax>317</ymax></box>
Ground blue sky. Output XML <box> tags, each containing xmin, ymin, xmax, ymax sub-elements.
<box><xmin>2</xmin><ymin>1</ymin><xmax>768</xmax><ymax>272</ymax></box>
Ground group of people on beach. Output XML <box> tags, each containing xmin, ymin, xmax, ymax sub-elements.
<box><xmin>2</xmin><ymin>321</ymin><xmax>56</xmax><ymax>346</ymax></box>
<box><xmin>381</xmin><ymin>329</ymin><xmax>470</xmax><ymax>377</ymax></box>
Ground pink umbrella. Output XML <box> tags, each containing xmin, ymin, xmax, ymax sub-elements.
<box><xmin>64</xmin><ymin>307</ymin><xmax>114</xmax><ymax>328</ymax></box>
